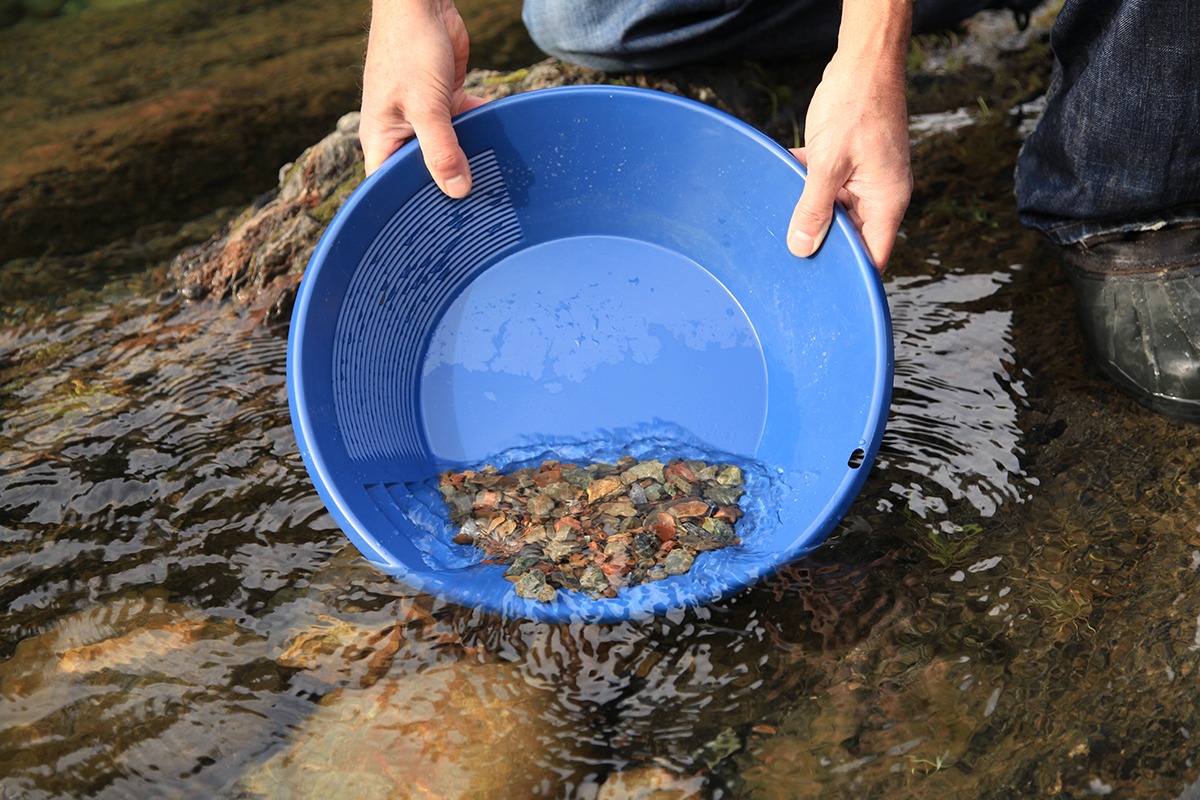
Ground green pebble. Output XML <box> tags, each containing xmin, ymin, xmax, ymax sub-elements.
<box><xmin>703</xmin><ymin>484</ymin><xmax>744</xmax><ymax>505</ymax></box>
<box><xmin>514</xmin><ymin>570</ymin><xmax>548</xmax><ymax>600</ymax></box>
<box><xmin>562</xmin><ymin>469</ymin><xmax>594</xmax><ymax>490</ymax></box>
<box><xmin>579</xmin><ymin>565</ymin><xmax>609</xmax><ymax>596</ymax></box>
<box><xmin>717</xmin><ymin>464</ymin><xmax>744</xmax><ymax>486</ymax></box>
<box><xmin>645</xmin><ymin>566</ymin><xmax>668</xmax><ymax>582</ymax></box>
<box><xmin>621</xmin><ymin>459</ymin><xmax>664</xmax><ymax>483</ymax></box>
<box><xmin>662</xmin><ymin>549</ymin><xmax>695</xmax><ymax>575</ymax></box>
<box><xmin>504</xmin><ymin>555</ymin><xmax>541</xmax><ymax>579</ymax></box>
<box><xmin>701</xmin><ymin>517</ymin><xmax>736</xmax><ymax>542</ymax></box>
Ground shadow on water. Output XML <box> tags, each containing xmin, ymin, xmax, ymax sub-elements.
<box><xmin>3</xmin><ymin>2</ymin><xmax>1200</xmax><ymax>799</ymax></box>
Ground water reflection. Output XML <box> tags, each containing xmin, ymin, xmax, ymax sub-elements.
<box><xmin>3</xmin><ymin>252</ymin><xmax>1200</xmax><ymax>797</ymax></box>
<box><xmin>881</xmin><ymin>267</ymin><xmax>1033</xmax><ymax>519</ymax></box>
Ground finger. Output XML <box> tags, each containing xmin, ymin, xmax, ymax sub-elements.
<box><xmin>787</xmin><ymin>164</ymin><xmax>841</xmax><ymax>259</ymax></box>
<box><xmin>858</xmin><ymin>208</ymin><xmax>904</xmax><ymax>271</ymax></box>
<box><xmin>458</xmin><ymin>94</ymin><xmax>488</xmax><ymax>114</ymax></box>
<box><xmin>361</xmin><ymin>129</ymin><xmax>405</xmax><ymax>177</ymax></box>
<box><xmin>841</xmin><ymin>199</ymin><xmax>863</xmax><ymax>234</ymax></box>
<box><xmin>855</xmin><ymin>176</ymin><xmax>910</xmax><ymax>271</ymax></box>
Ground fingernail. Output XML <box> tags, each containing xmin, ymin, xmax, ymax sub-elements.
<box><xmin>444</xmin><ymin>174</ymin><xmax>470</xmax><ymax>198</ymax></box>
<box><xmin>789</xmin><ymin>220</ymin><xmax>831</xmax><ymax>259</ymax></box>
<box><xmin>788</xmin><ymin>230</ymin><xmax>815</xmax><ymax>258</ymax></box>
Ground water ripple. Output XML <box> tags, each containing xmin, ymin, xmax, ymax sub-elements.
<box><xmin>880</xmin><ymin>268</ymin><xmax>1033</xmax><ymax>518</ymax></box>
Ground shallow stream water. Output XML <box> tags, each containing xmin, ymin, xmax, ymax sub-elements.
<box><xmin>4</xmin><ymin>2</ymin><xmax>1200</xmax><ymax>799</ymax></box>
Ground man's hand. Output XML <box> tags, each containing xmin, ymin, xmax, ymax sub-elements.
<box><xmin>360</xmin><ymin>0</ymin><xmax>486</xmax><ymax>196</ymax></box>
<box><xmin>787</xmin><ymin>2</ymin><xmax>914</xmax><ymax>271</ymax></box>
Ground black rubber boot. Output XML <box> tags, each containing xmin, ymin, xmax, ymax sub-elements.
<box><xmin>1063</xmin><ymin>224</ymin><xmax>1200</xmax><ymax>423</ymax></box>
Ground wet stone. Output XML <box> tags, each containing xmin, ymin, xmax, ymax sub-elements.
<box><xmin>663</xmin><ymin>549</ymin><xmax>696</xmax><ymax>575</ymax></box>
<box><xmin>703</xmin><ymin>483</ymin><xmax>744</xmax><ymax>506</ymax></box>
<box><xmin>643</xmin><ymin>482</ymin><xmax>666</xmax><ymax>503</ymax></box>
<box><xmin>622</xmin><ymin>459</ymin><xmax>665</xmax><ymax>483</ymax></box>
<box><xmin>717</xmin><ymin>464</ymin><xmax>744</xmax><ymax>486</ymax></box>
<box><xmin>587</xmin><ymin>476</ymin><xmax>624</xmax><ymax>504</ymax></box>
<box><xmin>526</xmin><ymin>493</ymin><xmax>556</xmax><ymax>517</ymax></box>
<box><xmin>444</xmin><ymin>492</ymin><xmax>474</xmax><ymax>519</ymax></box>
<box><xmin>579</xmin><ymin>566</ymin><xmax>609</xmax><ymax>596</ymax></box>
<box><xmin>451</xmin><ymin>518</ymin><xmax>482</xmax><ymax>545</ymax></box>
<box><xmin>543</xmin><ymin>481</ymin><xmax>580</xmax><ymax>504</ymax></box>
<box><xmin>438</xmin><ymin>457</ymin><xmax>746</xmax><ymax>602</ymax></box>
<box><xmin>543</xmin><ymin>538</ymin><xmax>579</xmax><ymax>562</ymax></box>
<box><xmin>504</xmin><ymin>555</ymin><xmax>541</xmax><ymax>581</ymax></box>
<box><xmin>562</xmin><ymin>468</ymin><xmax>594</xmax><ymax>491</ymax></box>
<box><xmin>514</xmin><ymin>570</ymin><xmax>557</xmax><ymax>603</ymax></box>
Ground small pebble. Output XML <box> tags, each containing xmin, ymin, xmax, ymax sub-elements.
<box><xmin>663</xmin><ymin>549</ymin><xmax>695</xmax><ymax>575</ymax></box>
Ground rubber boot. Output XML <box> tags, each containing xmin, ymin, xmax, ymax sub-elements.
<box><xmin>1063</xmin><ymin>224</ymin><xmax>1200</xmax><ymax>422</ymax></box>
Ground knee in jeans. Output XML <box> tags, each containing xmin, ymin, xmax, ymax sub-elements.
<box><xmin>521</xmin><ymin>0</ymin><xmax>623</xmax><ymax>63</ymax></box>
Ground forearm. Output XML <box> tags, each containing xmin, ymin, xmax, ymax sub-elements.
<box><xmin>368</xmin><ymin>0</ymin><xmax>453</xmax><ymax>32</ymax></box>
<box><xmin>833</xmin><ymin>0</ymin><xmax>912</xmax><ymax>85</ymax></box>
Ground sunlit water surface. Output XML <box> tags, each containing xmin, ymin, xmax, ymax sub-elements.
<box><xmin>7</xmin><ymin>251</ymin><xmax>1198</xmax><ymax>799</ymax></box>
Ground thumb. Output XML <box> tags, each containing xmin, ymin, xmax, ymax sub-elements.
<box><xmin>411</xmin><ymin>110</ymin><xmax>473</xmax><ymax>199</ymax></box>
<box><xmin>787</xmin><ymin>157</ymin><xmax>839</xmax><ymax>259</ymax></box>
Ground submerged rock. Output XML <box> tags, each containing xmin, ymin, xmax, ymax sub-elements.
<box><xmin>0</xmin><ymin>594</ymin><xmax>218</xmax><ymax>696</ymax></box>
<box><xmin>237</xmin><ymin>661</ymin><xmax>551</xmax><ymax>799</ymax></box>
<box><xmin>596</xmin><ymin>765</ymin><xmax>705</xmax><ymax>800</ymax></box>
<box><xmin>57</xmin><ymin>617</ymin><xmax>208</xmax><ymax>674</ymax></box>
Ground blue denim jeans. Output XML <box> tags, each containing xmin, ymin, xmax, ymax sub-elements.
<box><xmin>522</xmin><ymin>0</ymin><xmax>995</xmax><ymax>71</ymax></box>
<box><xmin>1014</xmin><ymin>0</ymin><xmax>1200</xmax><ymax>245</ymax></box>
<box><xmin>522</xmin><ymin>0</ymin><xmax>1200</xmax><ymax>246</ymax></box>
